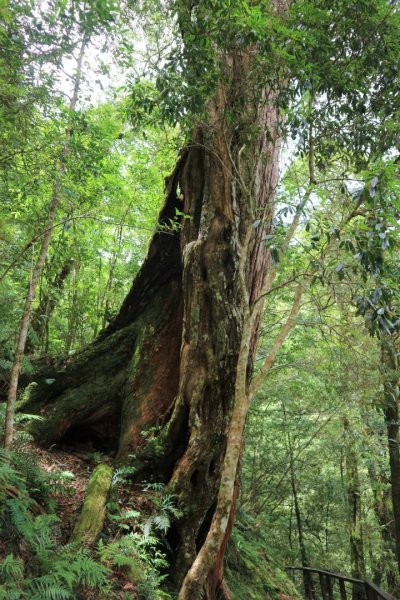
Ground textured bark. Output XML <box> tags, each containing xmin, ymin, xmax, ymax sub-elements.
<box><xmin>165</xmin><ymin>60</ymin><xmax>282</xmax><ymax>593</ymax></box>
<box><xmin>24</xmin><ymin>16</ymin><xmax>285</xmax><ymax>600</ymax></box>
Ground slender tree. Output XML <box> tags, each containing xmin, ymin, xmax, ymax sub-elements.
<box><xmin>381</xmin><ymin>338</ymin><xmax>400</xmax><ymax>573</ymax></box>
<box><xmin>3</xmin><ymin>33</ymin><xmax>89</xmax><ymax>449</ymax></box>
<box><xmin>343</xmin><ymin>416</ymin><xmax>366</xmax><ymax>600</ymax></box>
<box><xmin>284</xmin><ymin>400</ymin><xmax>315</xmax><ymax>599</ymax></box>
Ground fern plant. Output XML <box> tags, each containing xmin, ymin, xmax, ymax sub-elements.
<box><xmin>0</xmin><ymin>401</ymin><xmax>43</xmax><ymax>447</ymax></box>
<box><xmin>102</xmin><ymin>481</ymin><xmax>181</xmax><ymax>599</ymax></box>
<box><xmin>0</xmin><ymin>449</ymin><xmax>178</xmax><ymax>599</ymax></box>
<box><xmin>0</xmin><ymin>450</ymin><xmax>112</xmax><ymax>600</ymax></box>
<box><xmin>99</xmin><ymin>533</ymin><xmax>172</xmax><ymax>600</ymax></box>
<box><xmin>0</xmin><ymin>529</ymin><xmax>112</xmax><ymax>600</ymax></box>
<box><xmin>0</xmin><ymin>547</ymin><xmax>111</xmax><ymax>600</ymax></box>
<box><xmin>141</xmin><ymin>483</ymin><xmax>182</xmax><ymax>539</ymax></box>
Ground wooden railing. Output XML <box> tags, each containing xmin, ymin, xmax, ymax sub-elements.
<box><xmin>285</xmin><ymin>566</ymin><xmax>398</xmax><ymax>600</ymax></box>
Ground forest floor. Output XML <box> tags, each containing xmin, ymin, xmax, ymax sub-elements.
<box><xmin>19</xmin><ymin>441</ymin><xmax>155</xmax><ymax>543</ymax></box>
<box><xmin>22</xmin><ymin>442</ymin><xmax>91</xmax><ymax>542</ymax></box>
<box><xmin>1</xmin><ymin>441</ymin><xmax>162</xmax><ymax>597</ymax></box>
<box><xmin>2</xmin><ymin>441</ymin><xmax>302</xmax><ymax>600</ymax></box>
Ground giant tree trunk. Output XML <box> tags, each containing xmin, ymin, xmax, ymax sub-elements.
<box><xmin>22</xmin><ymin>26</ymin><xmax>284</xmax><ymax>600</ymax></box>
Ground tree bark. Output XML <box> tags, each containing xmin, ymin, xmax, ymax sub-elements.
<box><xmin>22</xmin><ymin>11</ymin><xmax>287</xmax><ymax>600</ymax></box>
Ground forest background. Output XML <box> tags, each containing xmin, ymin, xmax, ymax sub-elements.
<box><xmin>0</xmin><ymin>1</ymin><xmax>400</xmax><ymax>599</ymax></box>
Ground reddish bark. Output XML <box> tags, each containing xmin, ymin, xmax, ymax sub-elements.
<box><xmin>25</xmin><ymin>25</ymin><xmax>284</xmax><ymax>600</ymax></box>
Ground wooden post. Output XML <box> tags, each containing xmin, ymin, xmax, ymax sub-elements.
<box><xmin>353</xmin><ymin>581</ymin><xmax>367</xmax><ymax>600</ymax></box>
<box><xmin>339</xmin><ymin>579</ymin><xmax>348</xmax><ymax>600</ymax></box>
<box><xmin>305</xmin><ymin>570</ymin><xmax>315</xmax><ymax>600</ymax></box>
<box><xmin>364</xmin><ymin>582</ymin><xmax>376</xmax><ymax>600</ymax></box>
<box><xmin>327</xmin><ymin>575</ymin><xmax>334</xmax><ymax>600</ymax></box>
<box><xmin>320</xmin><ymin>572</ymin><xmax>329</xmax><ymax>600</ymax></box>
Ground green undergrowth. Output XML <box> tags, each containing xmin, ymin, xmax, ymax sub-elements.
<box><xmin>0</xmin><ymin>446</ymin><xmax>300</xmax><ymax>600</ymax></box>
<box><xmin>0</xmin><ymin>448</ymin><xmax>174</xmax><ymax>600</ymax></box>
<box><xmin>226</xmin><ymin>509</ymin><xmax>301</xmax><ymax>600</ymax></box>
<box><xmin>0</xmin><ymin>449</ymin><xmax>110</xmax><ymax>600</ymax></box>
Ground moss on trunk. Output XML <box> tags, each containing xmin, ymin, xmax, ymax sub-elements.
<box><xmin>20</xmin><ymin>33</ymin><xmax>285</xmax><ymax>594</ymax></box>
<box><xmin>22</xmin><ymin>324</ymin><xmax>138</xmax><ymax>448</ymax></box>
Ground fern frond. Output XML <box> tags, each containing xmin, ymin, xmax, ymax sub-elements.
<box><xmin>28</xmin><ymin>576</ymin><xmax>72</xmax><ymax>600</ymax></box>
<box><xmin>0</xmin><ymin>554</ymin><xmax>24</xmax><ymax>582</ymax></box>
